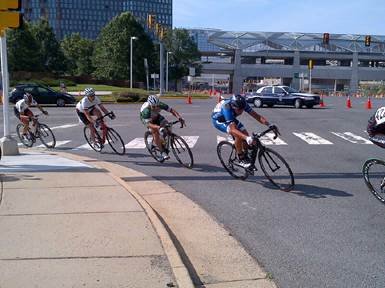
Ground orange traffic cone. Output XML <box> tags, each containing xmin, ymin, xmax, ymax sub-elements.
<box><xmin>186</xmin><ymin>95</ymin><xmax>192</xmax><ymax>104</ymax></box>
<box><xmin>366</xmin><ymin>97</ymin><xmax>372</xmax><ymax>109</ymax></box>
<box><xmin>320</xmin><ymin>94</ymin><xmax>325</xmax><ymax>108</ymax></box>
<box><xmin>346</xmin><ymin>95</ymin><xmax>352</xmax><ymax>108</ymax></box>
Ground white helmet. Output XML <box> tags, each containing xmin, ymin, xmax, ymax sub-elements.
<box><xmin>84</xmin><ymin>87</ymin><xmax>95</xmax><ymax>97</ymax></box>
<box><xmin>147</xmin><ymin>94</ymin><xmax>160</xmax><ymax>106</ymax></box>
<box><xmin>23</xmin><ymin>92</ymin><xmax>33</xmax><ymax>103</ymax></box>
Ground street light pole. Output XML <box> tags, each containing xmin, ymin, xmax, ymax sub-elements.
<box><xmin>166</xmin><ymin>51</ymin><xmax>172</xmax><ymax>92</ymax></box>
<box><xmin>130</xmin><ymin>36</ymin><xmax>138</xmax><ymax>90</ymax></box>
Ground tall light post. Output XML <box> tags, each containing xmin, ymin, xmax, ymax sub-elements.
<box><xmin>130</xmin><ymin>36</ymin><xmax>138</xmax><ymax>90</ymax></box>
<box><xmin>166</xmin><ymin>51</ymin><xmax>172</xmax><ymax>92</ymax></box>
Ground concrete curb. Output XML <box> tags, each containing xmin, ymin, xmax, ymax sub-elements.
<box><xmin>43</xmin><ymin>150</ymin><xmax>195</xmax><ymax>288</ymax></box>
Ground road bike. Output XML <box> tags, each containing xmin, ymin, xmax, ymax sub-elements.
<box><xmin>362</xmin><ymin>158</ymin><xmax>385</xmax><ymax>204</ymax></box>
<box><xmin>16</xmin><ymin>114</ymin><xmax>56</xmax><ymax>148</ymax></box>
<box><xmin>144</xmin><ymin>120</ymin><xmax>194</xmax><ymax>168</ymax></box>
<box><xmin>83</xmin><ymin>111</ymin><xmax>126</xmax><ymax>155</ymax></box>
<box><xmin>217</xmin><ymin>126</ymin><xmax>295</xmax><ymax>191</ymax></box>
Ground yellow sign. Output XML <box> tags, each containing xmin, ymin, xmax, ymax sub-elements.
<box><xmin>0</xmin><ymin>11</ymin><xmax>21</xmax><ymax>28</ymax></box>
<box><xmin>0</xmin><ymin>0</ymin><xmax>21</xmax><ymax>10</ymax></box>
<box><xmin>308</xmin><ymin>59</ymin><xmax>314</xmax><ymax>70</ymax></box>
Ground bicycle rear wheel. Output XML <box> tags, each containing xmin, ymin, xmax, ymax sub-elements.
<box><xmin>106</xmin><ymin>128</ymin><xmax>125</xmax><ymax>155</ymax></box>
<box><xmin>258</xmin><ymin>147</ymin><xmax>294</xmax><ymax>191</ymax></box>
<box><xmin>83</xmin><ymin>126</ymin><xmax>103</xmax><ymax>152</ymax></box>
<box><xmin>16</xmin><ymin>124</ymin><xmax>33</xmax><ymax>147</ymax></box>
<box><xmin>38</xmin><ymin>124</ymin><xmax>56</xmax><ymax>148</ymax></box>
<box><xmin>363</xmin><ymin>159</ymin><xmax>385</xmax><ymax>204</ymax></box>
<box><xmin>217</xmin><ymin>141</ymin><xmax>248</xmax><ymax>180</ymax></box>
<box><xmin>144</xmin><ymin>131</ymin><xmax>164</xmax><ymax>162</ymax></box>
<box><xmin>171</xmin><ymin>134</ymin><xmax>194</xmax><ymax>168</ymax></box>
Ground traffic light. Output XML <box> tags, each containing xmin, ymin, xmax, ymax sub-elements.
<box><xmin>308</xmin><ymin>59</ymin><xmax>314</xmax><ymax>70</ymax></box>
<box><xmin>155</xmin><ymin>23</ymin><xmax>161</xmax><ymax>37</ymax></box>
<box><xmin>147</xmin><ymin>14</ymin><xmax>156</xmax><ymax>30</ymax></box>
<box><xmin>365</xmin><ymin>35</ymin><xmax>371</xmax><ymax>47</ymax></box>
<box><xmin>0</xmin><ymin>0</ymin><xmax>22</xmax><ymax>30</ymax></box>
<box><xmin>323</xmin><ymin>33</ymin><xmax>329</xmax><ymax>45</ymax></box>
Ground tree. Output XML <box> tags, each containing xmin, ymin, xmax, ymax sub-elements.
<box><xmin>93</xmin><ymin>12</ymin><xmax>154</xmax><ymax>83</ymax></box>
<box><xmin>30</xmin><ymin>19</ymin><xmax>67</xmax><ymax>74</ymax></box>
<box><xmin>7</xmin><ymin>22</ymin><xmax>43</xmax><ymax>72</ymax></box>
<box><xmin>61</xmin><ymin>33</ymin><xmax>95</xmax><ymax>76</ymax></box>
<box><xmin>163</xmin><ymin>28</ymin><xmax>201</xmax><ymax>91</ymax></box>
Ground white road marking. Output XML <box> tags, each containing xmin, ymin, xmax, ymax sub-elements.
<box><xmin>51</xmin><ymin>123</ymin><xmax>79</xmax><ymax>130</ymax></box>
<box><xmin>125</xmin><ymin>138</ymin><xmax>146</xmax><ymax>149</ymax></box>
<box><xmin>73</xmin><ymin>143</ymin><xmax>93</xmax><ymax>150</ymax></box>
<box><xmin>260</xmin><ymin>132</ymin><xmax>287</xmax><ymax>145</ymax></box>
<box><xmin>36</xmin><ymin>140</ymin><xmax>71</xmax><ymax>148</ymax></box>
<box><xmin>180</xmin><ymin>136</ymin><xmax>199</xmax><ymax>148</ymax></box>
<box><xmin>331</xmin><ymin>132</ymin><xmax>372</xmax><ymax>144</ymax></box>
<box><xmin>217</xmin><ymin>135</ymin><xmax>234</xmax><ymax>144</ymax></box>
<box><xmin>293</xmin><ymin>132</ymin><xmax>333</xmax><ymax>144</ymax></box>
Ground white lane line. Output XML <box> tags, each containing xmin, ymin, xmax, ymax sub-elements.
<box><xmin>331</xmin><ymin>132</ymin><xmax>372</xmax><ymax>144</ymax></box>
<box><xmin>125</xmin><ymin>136</ymin><xmax>199</xmax><ymax>149</ymax></box>
<box><xmin>73</xmin><ymin>143</ymin><xmax>93</xmax><ymax>150</ymax></box>
<box><xmin>217</xmin><ymin>135</ymin><xmax>234</xmax><ymax>144</ymax></box>
<box><xmin>260</xmin><ymin>132</ymin><xmax>287</xmax><ymax>145</ymax></box>
<box><xmin>51</xmin><ymin>123</ymin><xmax>79</xmax><ymax>130</ymax></box>
<box><xmin>36</xmin><ymin>140</ymin><xmax>71</xmax><ymax>148</ymax></box>
<box><xmin>125</xmin><ymin>138</ymin><xmax>146</xmax><ymax>149</ymax></box>
<box><xmin>181</xmin><ymin>136</ymin><xmax>199</xmax><ymax>148</ymax></box>
<box><xmin>293</xmin><ymin>132</ymin><xmax>333</xmax><ymax>144</ymax></box>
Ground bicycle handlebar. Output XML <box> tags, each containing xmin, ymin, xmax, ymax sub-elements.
<box><xmin>253</xmin><ymin>126</ymin><xmax>280</xmax><ymax>140</ymax></box>
<box><xmin>164</xmin><ymin>119</ymin><xmax>185</xmax><ymax>129</ymax></box>
<box><xmin>96</xmin><ymin>111</ymin><xmax>115</xmax><ymax>121</ymax></box>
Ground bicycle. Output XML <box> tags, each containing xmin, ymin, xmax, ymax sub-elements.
<box><xmin>16</xmin><ymin>114</ymin><xmax>56</xmax><ymax>148</ymax></box>
<box><xmin>362</xmin><ymin>158</ymin><xmax>385</xmax><ymax>204</ymax></box>
<box><xmin>83</xmin><ymin>111</ymin><xmax>126</xmax><ymax>155</ymax></box>
<box><xmin>144</xmin><ymin>120</ymin><xmax>194</xmax><ymax>168</ymax></box>
<box><xmin>217</xmin><ymin>126</ymin><xmax>295</xmax><ymax>191</ymax></box>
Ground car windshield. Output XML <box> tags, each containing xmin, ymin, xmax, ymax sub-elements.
<box><xmin>282</xmin><ymin>86</ymin><xmax>298</xmax><ymax>93</ymax></box>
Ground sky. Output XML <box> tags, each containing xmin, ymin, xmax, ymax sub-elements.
<box><xmin>173</xmin><ymin>0</ymin><xmax>385</xmax><ymax>35</ymax></box>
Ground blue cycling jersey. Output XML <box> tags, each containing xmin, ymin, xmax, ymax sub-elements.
<box><xmin>212</xmin><ymin>99</ymin><xmax>253</xmax><ymax>123</ymax></box>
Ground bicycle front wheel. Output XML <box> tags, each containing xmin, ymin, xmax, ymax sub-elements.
<box><xmin>83</xmin><ymin>126</ymin><xmax>103</xmax><ymax>152</ymax></box>
<box><xmin>171</xmin><ymin>134</ymin><xmax>194</xmax><ymax>168</ymax></box>
<box><xmin>363</xmin><ymin>159</ymin><xmax>385</xmax><ymax>204</ymax></box>
<box><xmin>106</xmin><ymin>128</ymin><xmax>125</xmax><ymax>155</ymax></box>
<box><xmin>217</xmin><ymin>141</ymin><xmax>248</xmax><ymax>180</ymax></box>
<box><xmin>16</xmin><ymin>124</ymin><xmax>33</xmax><ymax>147</ymax></box>
<box><xmin>258</xmin><ymin>147</ymin><xmax>294</xmax><ymax>191</ymax></box>
<box><xmin>38</xmin><ymin>124</ymin><xmax>56</xmax><ymax>148</ymax></box>
<box><xmin>144</xmin><ymin>131</ymin><xmax>164</xmax><ymax>162</ymax></box>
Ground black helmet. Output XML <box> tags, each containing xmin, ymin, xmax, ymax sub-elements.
<box><xmin>230</xmin><ymin>94</ymin><xmax>246</xmax><ymax>109</ymax></box>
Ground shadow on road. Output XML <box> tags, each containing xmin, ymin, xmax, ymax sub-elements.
<box><xmin>289</xmin><ymin>183</ymin><xmax>353</xmax><ymax>199</ymax></box>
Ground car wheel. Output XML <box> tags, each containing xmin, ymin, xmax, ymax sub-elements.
<box><xmin>306</xmin><ymin>104</ymin><xmax>314</xmax><ymax>109</ymax></box>
<box><xmin>57</xmin><ymin>98</ymin><xmax>65</xmax><ymax>107</ymax></box>
<box><xmin>254</xmin><ymin>98</ymin><xmax>263</xmax><ymax>108</ymax></box>
<box><xmin>294</xmin><ymin>99</ymin><xmax>302</xmax><ymax>109</ymax></box>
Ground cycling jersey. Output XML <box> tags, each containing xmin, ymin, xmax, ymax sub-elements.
<box><xmin>76</xmin><ymin>96</ymin><xmax>101</xmax><ymax>113</ymax></box>
<box><xmin>367</xmin><ymin>106</ymin><xmax>385</xmax><ymax>136</ymax></box>
<box><xmin>140</xmin><ymin>101</ymin><xmax>171</xmax><ymax>125</ymax></box>
<box><xmin>15</xmin><ymin>98</ymin><xmax>37</xmax><ymax>113</ymax></box>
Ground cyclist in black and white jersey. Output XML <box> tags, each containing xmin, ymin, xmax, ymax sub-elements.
<box><xmin>76</xmin><ymin>88</ymin><xmax>114</xmax><ymax>144</ymax></box>
<box><xmin>367</xmin><ymin>106</ymin><xmax>385</xmax><ymax>148</ymax></box>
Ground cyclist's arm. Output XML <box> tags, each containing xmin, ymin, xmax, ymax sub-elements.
<box><xmin>83</xmin><ymin>109</ymin><xmax>95</xmax><ymax>124</ymax></box>
<box><xmin>36</xmin><ymin>103</ymin><xmax>48</xmax><ymax>115</ymax></box>
<box><xmin>170</xmin><ymin>108</ymin><xmax>182</xmax><ymax>119</ymax></box>
<box><xmin>249</xmin><ymin>110</ymin><xmax>270</xmax><ymax>126</ymax></box>
<box><xmin>98</xmin><ymin>103</ymin><xmax>109</xmax><ymax>115</ymax></box>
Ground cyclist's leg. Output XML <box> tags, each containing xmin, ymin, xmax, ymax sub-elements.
<box><xmin>228</xmin><ymin>121</ymin><xmax>248</xmax><ymax>156</ymax></box>
<box><xmin>150</xmin><ymin>116</ymin><xmax>165</xmax><ymax>151</ymax></box>
<box><xmin>21</xmin><ymin>109</ymin><xmax>33</xmax><ymax>134</ymax></box>
<box><xmin>91</xmin><ymin>108</ymin><xmax>105</xmax><ymax>143</ymax></box>
<box><xmin>77</xmin><ymin>109</ymin><xmax>95</xmax><ymax>142</ymax></box>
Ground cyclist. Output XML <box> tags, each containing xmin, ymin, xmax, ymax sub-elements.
<box><xmin>76</xmin><ymin>87</ymin><xmax>114</xmax><ymax>145</ymax></box>
<box><xmin>140</xmin><ymin>94</ymin><xmax>185</xmax><ymax>161</ymax></box>
<box><xmin>14</xmin><ymin>92</ymin><xmax>48</xmax><ymax>137</ymax></box>
<box><xmin>211</xmin><ymin>94</ymin><xmax>277</xmax><ymax>168</ymax></box>
<box><xmin>367</xmin><ymin>106</ymin><xmax>385</xmax><ymax>148</ymax></box>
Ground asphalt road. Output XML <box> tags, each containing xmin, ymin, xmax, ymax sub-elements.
<box><xmin>2</xmin><ymin>95</ymin><xmax>385</xmax><ymax>288</ymax></box>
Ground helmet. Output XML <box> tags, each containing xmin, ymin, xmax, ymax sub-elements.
<box><xmin>147</xmin><ymin>94</ymin><xmax>160</xmax><ymax>106</ymax></box>
<box><xmin>84</xmin><ymin>87</ymin><xmax>95</xmax><ymax>97</ymax></box>
<box><xmin>23</xmin><ymin>93</ymin><xmax>33</xmax><ymax>103</ymax></box>
<box><xmin>230</xmin><ymin>94</ymin><xmax>246</xmax><ymax>109</ymax></box>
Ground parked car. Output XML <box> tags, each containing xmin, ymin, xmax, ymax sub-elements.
<box><xmin>245</xmin><ymin>85</ymin><xmax>320</xmax><ymax>109</ymax></box>
<box><xmin>9</xmin><ymin>83</ymin><xmax>76</xmax><ymax>107</ymax></box>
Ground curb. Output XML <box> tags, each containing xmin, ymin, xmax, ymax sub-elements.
<box><xmin>41</xmin><ymin>150</ymin><xmax>195</xmax><ymax>288</ymax></box>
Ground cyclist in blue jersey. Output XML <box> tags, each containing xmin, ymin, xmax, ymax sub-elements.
<box><xmin>212</xmin><ymin>94</ymin><xmax>278</xmax><ymax>168</ymax></box>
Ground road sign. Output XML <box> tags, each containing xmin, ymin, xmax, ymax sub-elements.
<box><xmin>0</xmin><ymin>0</ymin><xmax>22</xmax><ymax>30</ymax></box>
<box><xmin>151</xmin><ymin>73</ymin><xmax>159</xmax><ymax>79</ymax></box>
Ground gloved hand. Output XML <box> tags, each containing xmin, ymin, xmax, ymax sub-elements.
<box><xmin>246</xmin><ymin>136</ymin><xmax>254</xmax><ymax>145</ymax></box>
<box><xmin>159</xmin><ymin>127</ymin><xmax>166</xmax><ymax>136</ymax></box>
<box><xmin>109</xmin><ymin>111</ymin><xmax>116</xmax><ymax>120</ymax></box>
<box><xmin>269</xmin><ymin>124</ymin><xmax>280</xmax><ymax>136</ymax></box>
<box><xmin>42</xmin><ymin>110</ymin><xmax>48</xmax><ymax>115</ymax></box>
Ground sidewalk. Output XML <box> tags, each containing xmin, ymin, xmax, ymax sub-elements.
<box><xmin>0</xmin><ymin>151</ymin><xmax>192</xmax><ymax>288</ymax></box>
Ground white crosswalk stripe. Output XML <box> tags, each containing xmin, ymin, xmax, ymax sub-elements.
<box><xmin>217</xmin><ymin>134</ymin><xmax>287</xmax><ymax>145</ymax></box>
<box><xmin>217</xmin><ymin>135</ymin><xmax>234</xmax><ymax>144</ymax></box>
<box><xmin>293</xmin><ymin>132</ymin><xmax>333</xmax><ymax>144</ymax></box>
<box><xmin>181</xmin><ymin>136</ymin><xmax>199</xmax><ymax>147</ymax></box>
<box><xmin>50</xmin><ymin>123</ymin><xmax>79</xmax><ymax>130</ymax></box>
<box><xmin>331</xmin><ymin>132</ymin><xmax>372</xmax><ymax>144</ymax></box>
<box><xmin>125</xmin><ymin>136</ymin><xmax>199</xmax><ymax>149</ymax></box>
<box><xmin>36</xmin><ymin>140</ymin><xmax>71</xmax><ymax>148</ymax></box>
<box><xmin>73</xmin><ymin>143</ymin><xmax>93</xmax><ymax>150</ymax></box>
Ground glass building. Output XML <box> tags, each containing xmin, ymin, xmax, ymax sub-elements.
<box><xmin>21</xmin><ymin>0</ymin><xmax>172</xmax><ymax>39</ymax></box>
